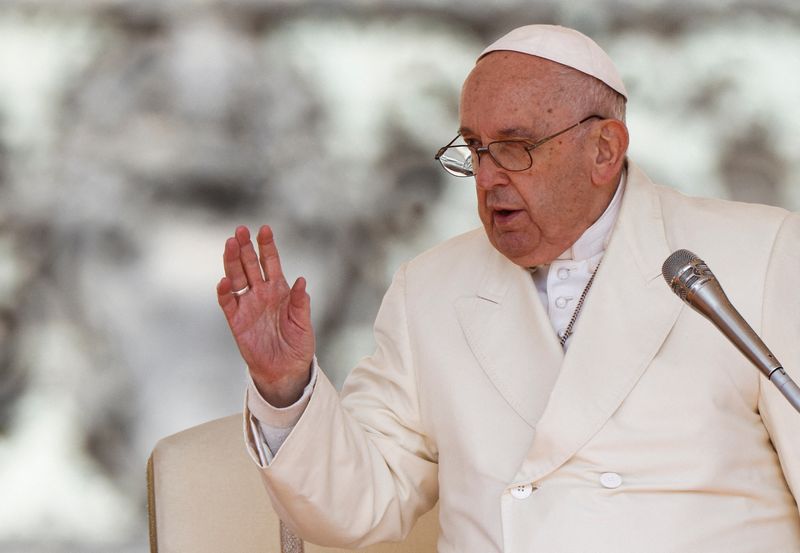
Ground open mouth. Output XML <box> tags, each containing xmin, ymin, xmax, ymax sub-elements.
<box><xmin>493</xmin><ymin>208</ymin><xmax>522</xmax><ymax>225</ymax></box>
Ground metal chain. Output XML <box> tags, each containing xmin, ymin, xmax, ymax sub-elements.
<box><xmin>559</xmin><ymin>262</ymin><xmax>601</xmax><ymax>348</ymax></box>
<box><xmin>280</xmin><ymin>520</ymin><xmax>305</xmax><ymax>553</ymax></box>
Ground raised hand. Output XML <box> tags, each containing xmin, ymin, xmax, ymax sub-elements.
<box><xmin>217</xmin><ymin>225</ymin><xmax>315</xmax><ymax>407</ymax></box>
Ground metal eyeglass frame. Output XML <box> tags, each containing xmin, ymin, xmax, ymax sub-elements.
<box><xmin>434</xmin><ymin>114</ymin><xmax>603</xmax><ymax>177</ymax></box>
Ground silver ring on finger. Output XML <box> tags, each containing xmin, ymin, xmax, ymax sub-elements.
<box><xmin>232</xmin><ymin>285</ymin><xmax>250</xmax><ymax>297</ymax></box>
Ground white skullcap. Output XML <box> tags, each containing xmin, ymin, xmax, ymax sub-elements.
<box><xmin>479</xmin><ymin>24</ymin><xmax>627</xmax><ymax>99</ymax></box>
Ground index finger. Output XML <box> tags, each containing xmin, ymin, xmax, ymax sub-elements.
<box><xmin>257</xmin><ymin>225</ymin><xmax>286</xmax><ymax>283</ymax></box>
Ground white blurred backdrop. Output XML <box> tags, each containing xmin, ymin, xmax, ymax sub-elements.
<box><xmin>0</xmin><ymin>0</ymin><xmax>799</xmax><ymax>550</ymax></box>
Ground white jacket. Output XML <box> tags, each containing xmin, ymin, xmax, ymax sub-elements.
<box><xmin>247</xmin><ymin>161</ymin><xmax>800</xmax><ymax>553</ymax></box>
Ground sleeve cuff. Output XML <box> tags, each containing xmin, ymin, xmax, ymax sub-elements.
<box><xmin>246</xmin><ymin>360</ymin><xmax>317</xmax><ymax>427</ymax></box>
<box><xmin>244</xmin><ymin>359</ymin><xmax>318</xmax><ymax>465</ymax></box>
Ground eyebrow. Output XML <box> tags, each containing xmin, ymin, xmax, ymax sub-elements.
<box><xmin>457</xmin><ymin>126</ymin><xmax>538</xmax><ymax>140</ymax></box>
<box><xmin>496</xmin><ymin>127</ymin><xmax>538</xmax><ymax>139</ymax></box>
<box><xmin>457</xmin><ymin>126</ymin><xmax>474</xmax><ymax>137</ymax></box>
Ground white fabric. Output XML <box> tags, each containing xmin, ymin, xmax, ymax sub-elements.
<box><xmin>245</xmin><ymin>161</ymin><xmax>800</xmax><ymax>552</ymax></box>
<box><xmin>247</xmin><ymin>365</ymin><xmax>317</xmax><ymax>464</ymax></box>
<box><xmin>479</xmin><ymin>24</ymin><xmax>627</xmax><ymax>98</ymax></box>
<box><xmin>247</xmin><ymin>174</ymin><xmax>625</xmax><ymax>459</ymax></box>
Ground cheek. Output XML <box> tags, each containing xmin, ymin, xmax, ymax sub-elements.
<box><xmin>520</xmin><ymin>187</ymin><xmax>553</xmax><ymax>217</ymax></box>
<box><xmin>475</xmin><ymin>188</ymin><xmax>492</xmax><ymax>222</ymax></box>
<box><xmin>515</xmin><ymin>178</ymin><xmax>548</xmax><ymax>216</ymax></box>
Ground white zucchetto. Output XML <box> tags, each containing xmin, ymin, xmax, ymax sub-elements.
<box><xmin>479</xmin><ymin>24</ymin><xmax>627</xmax><ymax>99</ymax></box>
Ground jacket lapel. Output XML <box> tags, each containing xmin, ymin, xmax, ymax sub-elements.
<box><xmin>455</xmin><ymin>247</ymin><xmax>564</xmax><ymax>429</ymax></box>
<box><xmin>511</xmin><ymin>162</ymin><xmax>683</xmax><ymax>484</ymax></box>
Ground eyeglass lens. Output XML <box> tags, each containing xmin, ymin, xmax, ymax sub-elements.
<box><xmin>487</xmin><ymin>142</ymin><xmax>531</xmax><ymax>171</ymax></box>
<box><xmin>438</xmin><ymin>141</ymin><xmax>531</xmax><ymax>177</ymax></box>
<box><xmin>438</xmin><ymin>146</ymin><xmax>474</xmax><ymax>176</ymax></box>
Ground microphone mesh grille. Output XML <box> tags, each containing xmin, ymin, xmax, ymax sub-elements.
<box><xmin>661</xmin><ymin>249</ymin><xmax>698</xmax><ymax>284</ymax></box>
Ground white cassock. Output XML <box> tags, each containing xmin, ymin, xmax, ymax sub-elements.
<box><xmin>243</xmin><ymin>160</ymin><xmax>800</xmax><ymax>553</ymax></box>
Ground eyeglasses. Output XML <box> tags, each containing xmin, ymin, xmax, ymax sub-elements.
<box><xmin>434</xmin><ymin>115</ymin><xmax>602</xmax><ymax>177</ymax></box>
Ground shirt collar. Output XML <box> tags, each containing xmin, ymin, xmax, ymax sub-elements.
<box><xmin>555</xmin><ymin>169</ymin><xmax>626</xmax><ymax>262</ymax></box>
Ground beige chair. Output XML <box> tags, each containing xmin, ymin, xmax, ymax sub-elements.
<box><xmin>148</xmin><ymin>414</ymin><xmax>439</xmax><ymax>553</ymax></box>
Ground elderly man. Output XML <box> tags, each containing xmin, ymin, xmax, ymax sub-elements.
<box><xmin>217</xmin><ymin>25</ymin><xmax>800</xmax><ymax>553</ymax></box>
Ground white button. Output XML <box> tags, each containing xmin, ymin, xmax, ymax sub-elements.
<box><xmin>557</xmin><ymin>268</ymin><xmax>570</xmax><ymax>280</ymax></box>
<box><xmin>600</xmin><ymin>472</ymin><xmax>622</xmax><ymax>489</ymax></box>
<box><xmin>510</xmin><ymin>483</ymin><xmax>533</xmax><ymax>499</ymax></box>
<box><xmin>555</xmin><ymin>296</ymin><xmax>568</xmax><ymax>309</ymax></box>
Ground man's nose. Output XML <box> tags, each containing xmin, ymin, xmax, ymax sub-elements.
<box><xmin>474</xmin><ymin>150</ymin><xmax>508</xmax><ymax>190</ymax></box>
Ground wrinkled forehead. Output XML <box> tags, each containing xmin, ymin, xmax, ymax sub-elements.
<box><xmin>459</xmin><ymin>52</ymin><xmax>576</xmax><ymax>133</ymax></box>
<box><xmin>463</xmin><ymin>52</ymin><xmax>583</xmax><ymax>104</ymax></box>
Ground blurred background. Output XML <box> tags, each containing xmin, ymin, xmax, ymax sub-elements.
<box><xmin>0</xmin><ymin>0</ymin><xmax>799</xmax><ymax>550</ymax></box>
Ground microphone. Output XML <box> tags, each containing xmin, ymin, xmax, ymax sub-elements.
<box><xmin>662</xmin><ymin>249</ymin><xmax>800</xmax><ymax>414</ymax></box>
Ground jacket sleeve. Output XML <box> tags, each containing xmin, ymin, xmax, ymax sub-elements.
<box><xmin>759</xmin><ymin>211</ymin><xmax>800</xmax><ymax>512</ymax></box>
<box><xmin>247</xmin><ymin>263</ymin><xmax>439</xmax><ymax>548</ymax></box>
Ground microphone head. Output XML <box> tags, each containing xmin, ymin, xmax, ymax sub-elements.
<box><xmin>662</xmin><ymin>249</ymin><xmax>715</xmax><ymax>302</ymax></box>
<box><xmin>661</xmin><ymin>249</ymin><xmax>698</xmax><ymax>284</ymax></box>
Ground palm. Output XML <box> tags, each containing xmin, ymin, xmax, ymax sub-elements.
<box><xmin>217</xmin><ymin>225</ymin><xmax>315</xmax><ymax>406</ymax></box>
<box><xmin>230</xmin><ymin>280</ymin><xmax>312</xmax><ymax>372</ymax></box>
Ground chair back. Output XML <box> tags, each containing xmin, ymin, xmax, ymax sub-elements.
<box><xmin>147</xmin><ymin>414</ymin><xmax>439</xmax><ymax>553</ymax></box>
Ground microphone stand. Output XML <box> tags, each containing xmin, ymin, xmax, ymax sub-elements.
<box><xmin>664</xmin><ymin>250</ymin><xmax>800</xmax><ymax>414</ymax></box>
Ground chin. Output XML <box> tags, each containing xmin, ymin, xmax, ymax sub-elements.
<box><xmin>502</xmin><ymin>251</ymin><xmax>542</xmax><ymax>267</ymax></box>
<box><xmin>489</xmin><ymin>232</ymin><xmax>540</xmax><ymax>267</ymax></box>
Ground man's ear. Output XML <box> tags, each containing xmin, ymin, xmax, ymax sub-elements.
<box><xmin>591</xmin><ymin>119</ymin><xmax>629</xmax><ymax>186</ymax></box>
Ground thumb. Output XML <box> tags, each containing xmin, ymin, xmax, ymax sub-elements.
<box><xmin>287</xmin><ymin>277</ymin><xmax>312</xmax><ymax>329</ymax></box>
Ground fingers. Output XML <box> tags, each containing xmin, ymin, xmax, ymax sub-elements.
<box><xmin>257</xmin><ymin>225</ymin><xmax>286</xmax><ymax>284</ymax></box>
<box><xmin>235</xmin><ymin>226</ymin><xmax>265</xmax><ymax>287</ymax></box>
<box><xmin>223</xmin><ymin>237</ymin><xmax>249</xmax><ymax>294</ymax></box>
<box><xmin>220</xmin><ymin>225</ymin><xmax>289</xmax><ymax>311</ymax></box>
<box><xmin>216</xmin><ymin>277</ymin><xmax>238</xmax><ymax>320</ymax></box>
